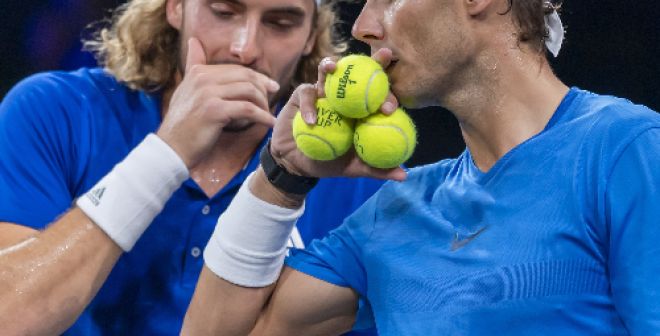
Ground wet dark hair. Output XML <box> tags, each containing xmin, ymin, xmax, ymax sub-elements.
<box><xmin>503</xmin><ymin>0</ymin><xmax>564</xmax><ymax>52</ymax></box>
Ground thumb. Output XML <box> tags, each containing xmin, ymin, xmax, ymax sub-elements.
<box><xmin>185</xmin><ymin>37</ymin><xmax>207</xmax><ymax>73</ymax></box>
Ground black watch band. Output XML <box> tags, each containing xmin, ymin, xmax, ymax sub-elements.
<box><xmin>259</xmin><ymin>140</ymin><xmax>319</xmax><ymax>195</ymax></box>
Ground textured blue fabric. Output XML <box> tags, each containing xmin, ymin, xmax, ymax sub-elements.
<box><xmin>287</xmin><ymin>88</ymin><xmax>660</xmax><ymax>335</ymax></box>
<box><xmin>0</xmin><ymin>68</ymin><xmax>384</xmax><ymax>335</ymax></box>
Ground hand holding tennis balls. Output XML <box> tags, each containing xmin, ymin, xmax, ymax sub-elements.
<box><xmin>272</xmin><ymin>51</ymin><xmax>412</xmax><ymax>181</ymax></box>
<box><xmin>271</xmin><ymin>84</ymin><xmax>407</xmax><ymax>181</ymax></box>
<box><xmin>292</xmin><ymin>53</ymin><xmax>417</xmax><ymax>169</ymax></box>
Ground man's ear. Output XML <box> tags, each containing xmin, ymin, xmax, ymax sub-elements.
<box><xmin>166</xmin><ymin>0</ymin><xmax>184</xmax><ymax>30</ymax></box>
<box><xmin>464</xmin><ymin>0</ymin><xmax>495</xmax><ymax>16</ymax></box>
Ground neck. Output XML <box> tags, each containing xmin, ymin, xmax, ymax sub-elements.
<box><xmin>442</xmin><ymin>48</ymin><xmax>569</xmax><ymax>173</ymax></box>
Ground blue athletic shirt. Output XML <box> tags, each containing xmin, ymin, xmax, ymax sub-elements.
<box><xmin>287</xmin><ymin>88</ymin><xmax>660</xmax><ymax>335</ymax></box>
<box><xmin>0</xmin><ymin>68</ymin><xmax>384</xmax><ymax>335</ymax></box>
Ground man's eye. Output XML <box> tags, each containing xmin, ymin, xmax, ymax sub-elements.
<box><xmin>210</xmin><ymin>3</ymin><xmax>235</xmax><ymax>18</ymax></box>
<box><xmin>269</xmin><ymin>20</ymin><xmax>295</xmax><ymax>29</ymax></box>
<box><xmin>214</xmin><ymin>11</ymin><xmax>234</xmax><ymax>18</ymax></box>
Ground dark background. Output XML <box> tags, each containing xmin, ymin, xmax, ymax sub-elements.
<box><xmin>1</xmin><ymin>1</ymin><xmax>659</xmax><ymax>167</ymax></box>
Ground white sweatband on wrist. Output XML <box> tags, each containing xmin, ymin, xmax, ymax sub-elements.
<box><xmin>204</xmin><ymin>172</ymin><xmax>305</xmax><ymax>287</ymax></box>
<box><xmin>77</xmin><ymin>134</ymin><xmax>189</xmax><ymax>252</ymax></box>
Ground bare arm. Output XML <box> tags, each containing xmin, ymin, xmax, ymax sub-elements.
<box><xmin>253</xmin><ymin>267</ymin><xmax>359</xmax><ymax>335</ymax></box>
<box><xmin>182</xmin><ymin>266</ymin><xmax>358</xmax><ymax>336</ymax></box>
<box><xmin>0</xmin><ymin>208</ymin><xmax>122</xmax><ymax>335</ymax></box>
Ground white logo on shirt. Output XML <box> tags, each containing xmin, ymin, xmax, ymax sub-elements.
<box><xmin>86</xmin><ymin>187</ymin><xmax>106</xmax><ymax>206</ymax></box>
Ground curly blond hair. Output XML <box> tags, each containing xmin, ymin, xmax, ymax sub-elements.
<box><xmin>84</xmin><ymin>0</ymin><xmax>345</xmax><ymax>92</ymax></box>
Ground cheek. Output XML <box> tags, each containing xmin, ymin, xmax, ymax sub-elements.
<box><xmin>269</xmin><ymin>45</ymin><xmax>304</xmax><ymax>85</ymax></box>
<box><xmin>264</xmin><ymin>33</ymin><xmax>311</xmax><ymax>72</ymax></box>
<box><xmin>392</xmin><ymin>0</ymin><xmax>467</xmax><ymax>66</ymax></box>
<box><xmin>388</xmin><ymin>6</ymin><xmax>470</xmax><ymax>106</ymax></box>
<box><xmin>183</xmin><ymin>8</ymin><xmax>238</xmax><ymax>56</ymax></box>
<box><xmin>389</xmin><ymin>6</ymin><xmax>440</xmax><ymax>82</ymax></box>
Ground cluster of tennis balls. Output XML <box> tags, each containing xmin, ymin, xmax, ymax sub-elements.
<box><xmin>292</xmin><ymin>55</ymin><xmax>417</xmax><ymax>169</ymax></box>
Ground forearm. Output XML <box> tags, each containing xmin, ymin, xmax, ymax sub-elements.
<box><xmin>182</xmin><ymin>266</ymin><xmax>276</xmax><ymax>336</ymax></box>
<box><xmin>0</xmin><ymin>208</ymin><xmax>122</xmax><ymax>335</ymax></box>
<box><xmin>0</xmin><ymin>134</ymin><xmax>190</xmax><ymax>333</ymax></box>
<box><xmin>183</xmin><ymin>267</ymin><xmax>359</xmax><ymax>336</ymax></box>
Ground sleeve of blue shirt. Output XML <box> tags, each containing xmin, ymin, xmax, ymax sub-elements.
<box><xmin>606</xmin><ymin>127</ymin><xmax>660</xmax><ymax>334</ymax></box>
<box><xmin>0</xmin><ymin>74</ymin><xmax>82</xmax><ymax>228</ymax></box>
<box><xmin>286</xmin><ymin>188</ymin><xmax>380</xmax><ymax>329</ymax></box>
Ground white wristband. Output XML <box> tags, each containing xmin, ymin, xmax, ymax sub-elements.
<box><xmin>77</xmin><ymin>134</ymin><xmax>189</xmax><ymax>251</ymax></box>
<box><xmin>204</xmin><ymin>172</ymin><xmax>305</xmax><ymax>287</ymax></box>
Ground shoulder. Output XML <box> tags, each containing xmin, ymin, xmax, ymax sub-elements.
<box><xmin>3</xmin><ymin>68</ymin><xmax>123</xmax><ymax>102</ymax></box>
<box><xmin>1</xmin><ymin>68</ymin><xmax>160</xmax><ymax>140</ymax></box>
<box><xmin>1</xmin><ymin>68</ymin><xmax>136</xmax><ymax>121</ymax></box>
<box><xmin>1</xmin><ymin>67</ymin><xmax>154</xmax><ymax>113</ymax></box>
<box><xmin>568</xmin><ymin>90</ymin><xmax>659</xmax><ymax>225</ymax></box>
<box><xmin>567</xmin><ymin>89</ymin><xmax>659</xmax><ymax>167</ymax></box>
<box><xmin>574</xmin><ymin>89</ymin><xmax>659</xmax><ymax>139</ymax></box>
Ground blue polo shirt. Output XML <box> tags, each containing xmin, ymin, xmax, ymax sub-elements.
<box><xmin>0</xmin><ymin>68</ymin><xmax>384</xmax><ymax>335</ymax></box>
<box><xmin>287</xmin><ymin>88</ymin><xmax>660</xmax><ymax>335</ymax></box>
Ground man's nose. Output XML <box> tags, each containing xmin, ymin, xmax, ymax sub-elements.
<box><xmin>352</xmin><ymin>2</ymin><xmax>384</xmax><ymax>48</ymax></box>
<box><xmin>229</xmin><ymin>18</ymin><xmax>262</xmax><ymax>65</ymax></box>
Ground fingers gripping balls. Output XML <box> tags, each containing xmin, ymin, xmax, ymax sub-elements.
<box><xmin>292</xmin><ymin>55</ymin><xmax>417</xmax><ymax>169</ymax></box>
<box><xmin>292</xmin><ymin>98</ymin><xmax>355</xmax><ymax>161</ymax></box>
<box><xmin>324</xmin><ymin>55</ymin><xmax>390</xmax><ymax>119</ymax></box>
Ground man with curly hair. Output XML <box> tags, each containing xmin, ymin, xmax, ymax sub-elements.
<box><xmin>179</xmin><ymin>0</ymin><xmax>660</xmax><ymax>334</ymax></box>
<box><xmin>0</xmin><ymin>0</ymin><xmax>387</xmax><ymax>334</ymax></box>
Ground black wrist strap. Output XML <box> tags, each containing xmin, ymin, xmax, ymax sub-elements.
<box><xmin>259</xmin><ymin>140</ymin><xmax>319</xmax><ymax>195</ymax></box>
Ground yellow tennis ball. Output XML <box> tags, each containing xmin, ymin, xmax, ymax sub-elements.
<box><xmin>325</xmin><ymin>54</ymin><xmax>390</xmax><ymax>119</ymax></box>
<box><xmin>353</xmin><ymin>108</ymin><xmax>417</xmax><ymax>169</ymax></box>
<box><xmin>292</xmin><ymin>98</ymin><xmax>355</xmax><ymax>161</ymax></box>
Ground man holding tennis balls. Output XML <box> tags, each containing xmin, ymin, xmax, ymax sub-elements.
<box><xmin>183</xmin><ymin>0</ymin><xmax>660</xmax><ymax>335</ymax></box>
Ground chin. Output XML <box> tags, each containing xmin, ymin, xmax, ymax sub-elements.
<box><xmin>393</xmin><ymin>80</ymin><xmax>438</xmax><ymax>109</ymax></box>
<box><xmin>390</xmin><ymin>84</ymin><xmax>416</xmax><ymax>109</ymax></box>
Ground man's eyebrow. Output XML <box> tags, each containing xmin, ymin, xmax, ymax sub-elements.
<box><xmin>264</xmin><ymin>6</ymin><xmax>307</xmax><ymax>18</ymax></box>
<box><xmin>220</xmin><ymin>0</ymin><xmax>246</xmax><ymax>9</ymax></box>
<box><xmin>215</xmin><ymin>0</ymin><xmax>308</xmax><ymax>17</ymax></box>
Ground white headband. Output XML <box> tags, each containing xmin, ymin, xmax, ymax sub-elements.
<box><xmin>544</xmin><ymin>10</ymin><xmax>564</xmax><ymax>57</ymax></box>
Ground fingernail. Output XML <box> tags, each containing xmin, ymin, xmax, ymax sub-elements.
<box><xmin>304</xmin><ymin>112</ymin><xmax>315</xmax><ymax>124</ymax></box>
<box><xmin>382</xmin><ymin>102</ymin><xmax>395</xmax><ymax>113</ymax></box>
